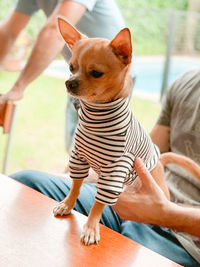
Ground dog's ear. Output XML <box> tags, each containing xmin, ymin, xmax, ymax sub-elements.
<box><xmin>109</xmin><ymin>28</ymin><xmax>132</xmax><ymax>65</ymax></box>
<box><xmin>57</xmin><ymin>16</ymin><xmax>86</xmax><ymax>50</ymax></box>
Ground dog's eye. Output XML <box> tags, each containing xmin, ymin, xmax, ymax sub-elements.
<box><xmin>69</xmin><ymin>64</ymin><xmax>74</xmax><ymax>72</ymax></box>
<box><xmin>90</xmin><ymin>70</ymin><xmax>104</xmax><ymax>78</ymax></box>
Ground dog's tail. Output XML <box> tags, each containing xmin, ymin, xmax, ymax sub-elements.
<box><xmin>160</xmin><ymin>152</ymin><xmax>200</xmax><ymax>182</ymax></box>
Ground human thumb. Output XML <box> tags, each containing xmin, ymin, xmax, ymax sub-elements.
<box><xmin>134</xmin><ymin>157</ymin><xmax>155</xmax><ymax>186</ymax></box>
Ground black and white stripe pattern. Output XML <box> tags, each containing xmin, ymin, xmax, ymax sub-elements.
<box><xmin>69</xmin><ymin>97</ymin><xmax>160</xmax><ymax>205</ymax></box>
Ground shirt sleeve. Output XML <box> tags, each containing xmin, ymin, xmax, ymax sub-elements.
<box><xmin>15</xmin><ymin>0</ymin><xmax>39</xmax><ymax>15</ymax></box>
<box><xmin>69</xmin><ymin>150</ymin><xmax>90</xmax><ymax>180</ymax></box>
<box><xmin>157</xmin><ymin>70</ymin><xmax>194</xmax><ymax>127</ymax></box>
<box><xmin>71</xmin><ymin>0</ymin><xmax>97</xmax><ymax>11</ymax></box>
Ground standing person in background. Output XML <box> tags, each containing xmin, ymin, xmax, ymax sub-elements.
<box><xmin>0</xmin><ymin>0</ymin><xmax>126</xmax><ymax>153</ymax></box>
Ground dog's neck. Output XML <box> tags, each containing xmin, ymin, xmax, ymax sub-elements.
<box><xmin>78</xmin><ymin>97</ymin><xmax>132</xmax><ymax>136</ymax></box>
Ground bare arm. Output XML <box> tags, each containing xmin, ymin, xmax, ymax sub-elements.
<box><xmin>150</xmin><ymin>124</ymin><xmax>170</xmax><ymax>153</ymax></box>
<box><xmin>0</xmin><ymin>10</ymin><xmax>30</xmax><ymax>63</ymax></box>
<box><xmin>113</xmin><ymin>157</ymin><xmax>200</xmax><ymax>238</ymax></box>
<box><xmin>0</xmin><ymin>0</ymin><xmax>86</xmax><ymax>103</ymax></box>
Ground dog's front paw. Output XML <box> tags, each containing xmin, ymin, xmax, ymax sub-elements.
<box><xmin>53</xmin><ymin>202</ymin><xmax>72</xmax><ymax>216</ymax></box>
<box><xmin>80</xmin><ymin>222</ymin><xmax>100</xmax><ymax>245</ymax></box>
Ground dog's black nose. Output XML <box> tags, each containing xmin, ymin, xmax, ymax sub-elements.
<box><xmin>65</xmin><ymin>79</ymin><xmax>79</xmax><ymax>92</ymax></box>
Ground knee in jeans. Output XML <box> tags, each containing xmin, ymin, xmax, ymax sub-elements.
<box><xmin>10</xmin><ymin>170</ymin><xmax>43</xmax><ymax>188</ymax></box>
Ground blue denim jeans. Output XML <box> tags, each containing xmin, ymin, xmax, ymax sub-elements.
<box><xmin>10</xmin><ymin>170</ymin><xmax>199</xmax><ymax>267</ymax></box>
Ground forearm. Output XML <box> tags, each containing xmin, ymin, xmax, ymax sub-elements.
<box><xmin>0</xmin><ymin>11</ymin><xmax>30</xmax><ymax>64</ymax></box>
<box><xmin>13</xmin><ymin>25</ymin><xmax>65</xmax><ymax>92</ymax></box>
<box><xmin>0</xmin><ymin>1</ymin><xmax>86</xmax><ymax>103</ymax></box>
<box><xmin>156</xmin><ymin>201</ymin><xmax>200</xmax><ymax>238</ymax></box>
<box><xmin>150</xmin><ymin>124</ymin><xmax>170</xmax><ymax>153</ymax></box>
<box><xmin>11</xmin><ymin>0</ymin><xmax>87</xmax><ymax>93</ymax></box>
<box><xmin>0</xmin><ymin>28</ymin><xmax>15</xmax><ymax>63</ymax></box>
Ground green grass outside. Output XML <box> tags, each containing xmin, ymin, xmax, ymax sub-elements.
<box><xmin>0</xmin><ymin>71</ymin><xmax>161</xmax><ymax>175</ymax></box>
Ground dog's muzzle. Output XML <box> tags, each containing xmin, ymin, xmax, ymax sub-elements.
<box><xmin>65</xmin><ymin>79</ymin><xmax>79</xmax><ymax>94</ymax></box>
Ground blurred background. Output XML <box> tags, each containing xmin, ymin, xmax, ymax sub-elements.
<box><xmin>0</xmin><ymin>0</ymin><xmax>200</xmax><ymax>174</ymax></box>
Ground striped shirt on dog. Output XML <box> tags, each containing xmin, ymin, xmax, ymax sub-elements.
<box><xmin>69</xmin><ymin>97</ymin><xmax>160</xmax><ymax>205</ymax></box>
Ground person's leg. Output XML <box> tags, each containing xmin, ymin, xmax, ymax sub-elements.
<box><xmin>65</xmin><ymin>96</ymin><xmax>79</xmax><ymax>154</ymax></box>
<box><xmin>120</xmin><ymin>221</ymin><xmax>198</xmax><ymax>267</ymax></box>
<box><xmin>10</xmin><ymin>170</ymin><xmax>121</xmax><ymax>233</ymax></box>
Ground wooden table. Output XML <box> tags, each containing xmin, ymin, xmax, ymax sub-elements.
<box><xmin>0</xmin><ymin>174</ymin><xmax>182</xmax><ymax>267</ymax></box>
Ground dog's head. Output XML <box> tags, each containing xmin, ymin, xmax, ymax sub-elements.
<box><xmin>58</xmin><ymin>17</ymin><xmax>133</xmax><ymax>102</ymax></box>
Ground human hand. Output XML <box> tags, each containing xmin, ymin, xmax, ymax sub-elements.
<box><xmin>113</xmin><ymin>157</ymin><xmax>170</xmax><ymax>224</ymax></box>
<box><xmin>0</xmin><ymin>89</ymin><xmax>24</xmax><ymax>105</ymax></box>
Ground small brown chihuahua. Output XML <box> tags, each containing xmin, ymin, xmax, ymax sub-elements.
<box><xmin>53</xmin><ymin>17</ymin><xmax>200</xmax><ymax>245</ymax></box>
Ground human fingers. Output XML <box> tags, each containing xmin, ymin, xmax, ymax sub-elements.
<box><xmin>0</xmin><ymin>90</ymin><xmax>23</xmax><ymax>104</ymax></box>
<box><xmin>0</xmin><ymin>94</ymin><xmax>7</xmax><ymax>105</ymax></box>
<box><xmin>134</xmin><ymin>157</ymin><xmax>158</xmax><ymax>187</ymax></box>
